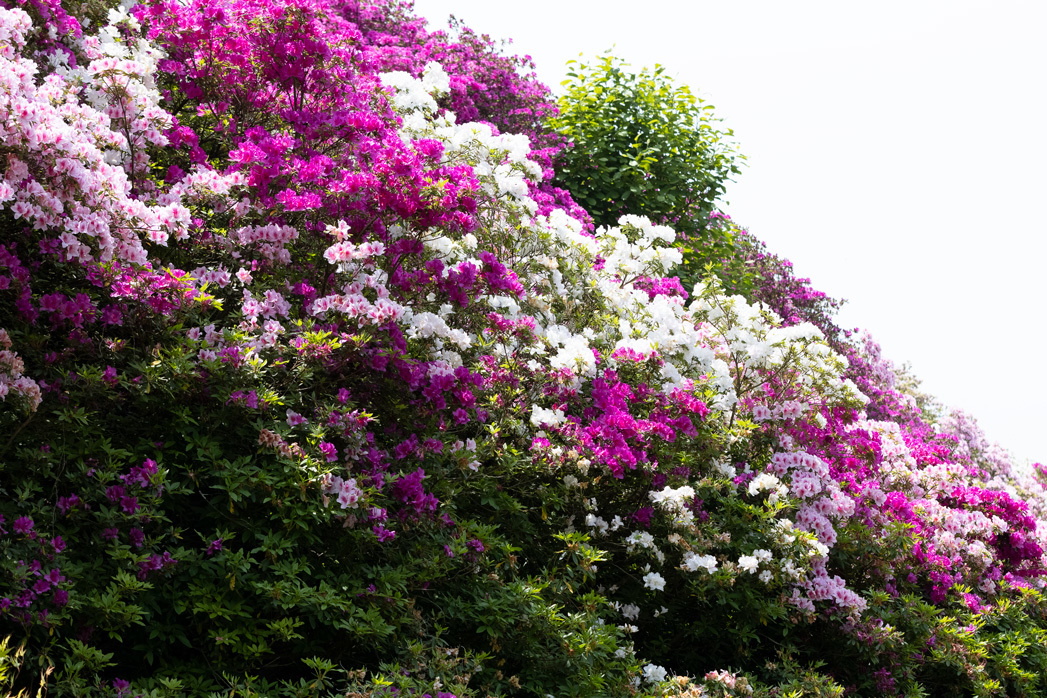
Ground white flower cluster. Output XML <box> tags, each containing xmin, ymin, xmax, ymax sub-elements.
<box><xmin>681</xmin><ymin>551</ymin><xmax>718</xmax><ymax>574</ymax></box>
<box><xmin>690</xmin><ymin>283</ymin><xmax>867</xmax><ymax>414</ymax></box>
<box><xmin>379</xmin><ymin>62</ymin><xmax>448</xmax><ymax>119</ymax></box>
<box><xmin>737</xmin><ymin>549</ymin><xmax>772</xmax><ymax>575</ymax></box>
<box><xmin>649</xmin><ymin>484</ymin><xmax>696</xmax><ymax>526</ymax></box>
<box><xmin>642</xmin><ymin>571</ymin><xmax>666</xmax><ymax>591</ymax></box>
<box><xmin>747</xmin><ymin>473</ymin><xmax>788</xmax><ymax>503</ymax></box>
<box><xmin>600</xmin><ymin>214</ymin><xmax>681</xmax><ymax>280</ymax></box>
<box><xmin>530</xmin><ymin>404</ymin><xmax>566</xmax><ymax>428</ymax></box>
<box><xmin>642</xmin><ymin>663</ymin><xmax>668</xmax><ymax>684</ymax></box>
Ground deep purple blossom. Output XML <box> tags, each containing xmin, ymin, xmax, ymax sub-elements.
<box><xmin>12</xmin><ymin>517</ymin><xmax>33</xmax><ymax>535</ymax></box>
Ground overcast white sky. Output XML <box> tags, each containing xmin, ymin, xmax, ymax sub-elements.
<box><xmin>411</xmin><ymin>0</ymin><xmax>1047</xmax><ymax>463</ymax></box>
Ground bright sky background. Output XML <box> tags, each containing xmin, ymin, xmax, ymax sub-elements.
<box><xmin>411</xmin><ymin>0</ymin><xmax>1047</xmax><ymax>463</ymax></box>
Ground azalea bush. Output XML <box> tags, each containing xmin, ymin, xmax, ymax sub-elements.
<box><xmin>1</xmin><ymin>0</ymin><xmax>1046</xmax><ymax>696</ymax></box>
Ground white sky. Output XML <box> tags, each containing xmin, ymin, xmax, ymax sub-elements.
<box><xmin>411</xmin><ymin>0</ymin><xmax>1047</xmax><ymax>463</ymax></box>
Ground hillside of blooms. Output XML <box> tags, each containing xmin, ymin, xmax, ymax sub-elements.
<box><xmin>2</xmin><ymin>0</ymin><xmax>1047</xmax><ymax>695</ymax></box>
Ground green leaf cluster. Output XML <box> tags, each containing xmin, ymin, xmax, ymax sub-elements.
<box><xmin>548</xmin><ymin>53</ymin><xmax>743</xmax><ymax>239</ymax></box>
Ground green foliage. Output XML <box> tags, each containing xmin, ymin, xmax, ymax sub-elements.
<box><xmin>548</xmin><ymin>53</ymin><xmax>743</xmax><ymax>239</ymax></box>
<box><xmin>0</xmin><ymin>256</ymin><xmax>644</xmax><ymax>695</ymax></box>
<box><xmin>853</xmin><ymin>584</ymin><xmax>1047</xmax><ymax>698</ymax></box>
<box><xmin>672</xmin><ymin>215</ymin><xmax>761</xmax><ymax>303</ymax></box>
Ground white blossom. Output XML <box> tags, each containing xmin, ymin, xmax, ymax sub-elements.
<box><xmin>682</xmin><ymin>552</ymin><xmax>718</xmax><ymax>574</ymax></box>
<box><xmin>643</xmin><ymin>571</ymin><xmax>666</xmax><ymax>591</ymax></box>
<box><xmin>643</xmin><ymin>664</ymin><xmax>667</xmax><ymax>684</ymax></box>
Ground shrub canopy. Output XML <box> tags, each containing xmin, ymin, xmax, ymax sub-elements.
<box><xmin>548</xmin><ymin>54</ymin><xmax>743</xmax><ymax>237</ymax></box>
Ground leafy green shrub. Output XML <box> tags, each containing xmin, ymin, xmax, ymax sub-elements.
<box><xmin>547</xmin><ymin>53</ymin><xmax>743</xmax><ymax>239</ymax></box>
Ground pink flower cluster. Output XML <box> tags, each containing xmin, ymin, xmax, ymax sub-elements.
<box><xmin>0</xmin><ymin>328</ymin><xmax>40</xmax><ymax>411</ymax></box>
<box><xmin>0</xmin><ymin>6</ymin><xmax>188</xmax><ymax>266</ymax></box>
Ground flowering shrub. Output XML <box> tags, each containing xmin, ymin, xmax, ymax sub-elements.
<box><xmin>2</xmin><ymin>0</ymin><xmax>1047</xmax><ymax>695</ymax></box>
<box><xmin>675</xmin><ymin>207</ymin><xmax>1047</xmax><ymax>694</ymax></box>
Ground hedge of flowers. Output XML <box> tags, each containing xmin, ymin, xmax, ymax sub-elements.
<box><xmin>2</xmin><ymin>0</ymin><xmax>1047</xmax><ymax>696</ymax></box>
